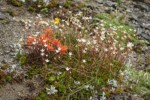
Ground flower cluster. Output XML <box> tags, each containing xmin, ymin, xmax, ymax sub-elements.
<box><xmin>19</xmin><ymin>0</ymin><xmax>51</xmax><ymax>5</ymax></box>
<box><xmin>25</xmin><ymin>28</ymin><xmax>68</xmax><ymax>64</ymax></box>
<box><xmin>46</xmin><ymin>85</ymin><xmax>58</xmax><ymax>95</ymax></box>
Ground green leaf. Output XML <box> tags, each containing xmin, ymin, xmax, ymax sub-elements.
<box><xmin>56</xmin><ymin>73</ymin><xmax>65</xmax><ymax>80</ymax></box>
<box><xmin>16</xmin><ymin>51</ymin><xmax>21</xmax><ymax>60</ymax></box>
<box><xmin>6</xmin><ymin>76</ymin><xmax>12</xmax><ymax>81</ymax></box>
<box><xmin>58</xmin><ymin>84</ymin><xmax>66</xmax><ymax>93</ymax></box>
<box><xmin>19</xmin><ymin>55</ymin><xmax>27</xmax><ymax>65</ymax></box>
<box><xmin>48</xmin><ymin>76</ymin><xmax>55</xmax><ymax>82</ymax></box>
<box><xmin>36</xmin><ymin>92</ymin><xmax>47</xmax><ymax>100</ymax></box>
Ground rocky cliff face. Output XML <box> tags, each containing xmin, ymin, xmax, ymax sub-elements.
<box><xmin>145</xmin><ymin>0</ymin><xmax>150</xmax><ymax>3</ymax></box>
<box><xmin>133</xmin><ymin>0</ymin><xmax>150</xmax><ymax>3</ymax></box>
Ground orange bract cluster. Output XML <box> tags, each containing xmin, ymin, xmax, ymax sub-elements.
<box><xmin>26</xmin><ymin>28</ymin><xmax>68</xmax><ymax>54</ymax></box>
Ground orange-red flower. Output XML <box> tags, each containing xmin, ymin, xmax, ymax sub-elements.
<box><xmin>48</xmin><ymin>45</ymin><xmax>54</xmax><ymax>51</ymax></box>
<box><xmin>52</xmin><ymin>39</ymin><xmax>61</xmax><ymax>47</ymax></box>
<box><xmin>60</xmin><ymin>45</ymin><xmax>68</xmax><ymax>54</ymax></box>
<box><xmin>44</xmin><ymin>28</ymin><xmax>53</xmax><ymax>37</ymax></box>
<box><xmin>39</xmin><ymin>34</ymin><xmax>52</xmax><ymax>45</ymax></box>
<box><xmin>25</xmin><ymin>27</ymin><xmax>68</xmax><ymax>57</ymax></box>
<box><xmin>26</xmin><ymin>36</ymin><xmax>36</xmax><ymax>45</ymax></box>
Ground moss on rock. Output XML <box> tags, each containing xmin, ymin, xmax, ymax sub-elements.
<box><xmin>7</xmin><ymin>0</ymin><xmax>24</xmax><ymax>7</ymax></box>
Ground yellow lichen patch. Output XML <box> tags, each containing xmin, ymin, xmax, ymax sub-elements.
<box><xmin>1</xmin><ymin>64</ymin><xmax>9</xmax><ymax>70</ymax></box>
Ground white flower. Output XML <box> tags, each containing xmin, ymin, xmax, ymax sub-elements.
<box><xmin>90</xmin><ymin>97</ymin><xmax>93</xmax><ymax>100</ymax></box>
<box><xmin>100</xmin><ymin>35</ymin><xmax>105</xmax><ymax>41</ymax></box>
<box><xmin>40</xmin><ymin>49</ymin><xmax>45</xmax><ymax>52</ymax></box>
<box><xmin>55</xmin><ymin>50</ymin><xmax>59</xmax><ymax>53</ymax></box>
<box><xmin>89</xmin><ymin>85</ymin><xmax>94</xmax><ymax>90</ymax></box>
<box><xmin>77</xmin><ymin>39</ymin><xmax>87</xmax><ymax>43</ymax></box>
<box><xmin>45</xmin><ymin>59</ymin><xmax>50</xmax><ymax>63</ymax></box>
<box><xmin>59</xmin><ymin>5</ymin><xmax>62</xmax><ymax>8</ymax></box>
<box><xmin>111</xmin><ymin>87</ymin><xmax>115</xmax><ymax>92</ymax></box>
<box><xmin>46</xmin><ymin>85</ymin><xmax>58</xmax><ymax>95</ymax></box>
<box><xmin>112</xmin><ymin>51</ymin><xmax>116</xmax><ymax>55</ymax></box>
<box><xmin>127</xmin><ymin>42</ymin><xmax>134</xmax><ymax>48</ymax></box>
<box><xmin>12</xmin><ymin>64</ymin><xmax>17</xmax><ymax>69</ymax></box>
<box><xmin>32</xmin><ymin>42</ymin><xmax>36</xmax><ymax>45</ymax></box>
<box><xmin>89</xmin><ymin>16</ymin><xmax>92</xmax><ymax>19</ymax></box>
<box><xmin>82</xmin><ymin>17</ymin><xmax>88</xmax><ymax>20</ymax></box>
<box><xmin>134</xmin><ymin>29</ymin><xmax>136</xmax><ymax>32</ymax></box>
<box><xmin>129</xmin><ymin>29</ymin><xmax>133</xmax><ymax>31</ymax></box>
<box><xmin>81</xmin><ymin>27</ymin><xmax>85</xmax><ymax>30</ymax></box>
<box><xmin>66</xmin><ymin>21</ymin><xmax>69</xmax><ymax>26</ymax></box>
<box><xmin>19</xmin><ymin>0</ymin><xmax>25</xmax><ymax>2</ymax></box>
<box><xmin>100</xmin><ymin>23</ymin><xmax>104</xmax><ymax>27</ymax></box>
<box><xmin>86</xmin><ymin>41</ymin><xmax>91</xmax><ymax>45</ymax></box>
<box><xmin>44</xmin><ymin>44</ymin><xmax>48</xmax><ymax>47</ymax></box>
<box><xmin>56</xmin><ymin>47</ymin><xmax>61</xmax><ymax>53</ymax></box>
<box><xmin>43</xmin><ymin>40</ymin><xmax>47</xmax><ymax>43</ymax></box>
<box><xmin>104</xmin><ymin>48</ymin><xmax>108</xmax><ymax>52</ymax></box>
<box><xmin>120</xmin><ymin>71</ymin><xmax>124</xmax><ymax>76</ymax></box>
<box><xmin>75</xmin><ymin>11</ymin><xmax>82</xmax><ymax>16</ymax></box>
<box><xmin>84</xmin><ymin>85</ymin><xmax>89</xmax><ymax>90</ymax></box>
<box><xmin>82</xmin><ymin>59</ymin><xmax>86</xmax><ymax>63</ymax></box>
<box><xmin>95</xmin><ymin>48</ymin><xmax>99</xmax><ymax>52</ymax></box>
<box><xmin>37</xmin><ymin>14</ymin><xmax>41</xmax><ymax>18</ymax></box>
<box><xmin>81</xmin><ymin>39</ymin><xmax>86</xmax><ymax>43</ymax></box>
<box><xmin>100</xmin><ymin>92</ymin><xmax>106</xmax><ymax>100</ymax></box>
<box><xmin>41</xmin><ymin>53</ymin><xmax>44</xmax><ymax>56</ymax></box>
<box><xmin>93</xmin><ymin>40</ymin><xmax>97</xmax><ymax>44</ymax></box>
<box><xmin>35</xmin><ymin>32</ymin><xmax>40</xmax><ymax>35</ymax></box>
<box><xmin>113</xmin><ymin>80</ymin><xmax>118</xmax><ymax>87</ymax></box>
<box><xmin>69</xmin><ymin>52</ymin><xmax>73</xmax><ymax>57</ymax></box>
<box><xmin>82</xmin><ymin>50</ymin><xmax>87</xmax><ymax>53</ymax></box>
<box><xmin>108</xmin><ymin>79</ymin><xmax>118</xmax><ymax>87</ymax></box>
<box><xmin>9</xmin><ymin>64</ymin><xmax>17</xmax><ymax>72</ymax></box>
<box><xmin>19</xmin><ymin>38</ymin><xmax>23</xmax><ymax>45</ymax></box>
<box><xmin>11</xmin><ymin>64</ymin><xmax>17</xmax><ymax>72</ymax></box>
<box><xmin>77</xmin><ymin>39</ymin><xmax>81</xmax><ymax>42</ymax></box>
<box><xmin>39</xmin><ymin>21</ymin><xmax>49</xmax><ymax>26</ymax></box>
<box><xmin>43</xmin><ymin>0</ymin><xmax>50</xmax><ymax>5</ymax></box>
<box><xmin>110</xmin><ymin>47</ymin><xmax>113</xmax><ymax>50</ymax></box>
<box><xmin>74</xmin><ymin>81</ymin><xmax>80</xmax><ymax>85</ymax></box>
<box><xmin>57</xmin><ymin>71</ymin><xmax>62</xmax><ymax>75</ymax></box>
<box><xmin>58</xmin><ymin>47</ymin><xmax>61</xmax><ymax>50</ymax></box>
<box><xmin>120</xmin><ymin>47</ymin><xmax>124</xmax><ymax>51</ymax></box>
<box><xmin>38</xmin><ymin>5</ymin><xmax>41</xmax><ymax>7</ymax></box>
<box><xmin>65</xmin><ymin>67</ymin><xmax>70</xmax><ymax>71</ymax></box>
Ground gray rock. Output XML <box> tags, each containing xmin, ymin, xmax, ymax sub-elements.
<box><xmin>144</xmin><ymin>0</ymin><xmax>150</xmax><ymax>4</ymax></box>
<box><xmin>137</xmin><ymin>27</ymin><xmax>144</xmax><ymax>35</ymax></box>
<box><xmin>145</xmin><ymin>29</ymin><xmax>150</xmax><ymax>35</ymax></box>
<box><xmin>131</xmin><ymin>14</ymin><xmax>139</xmax><ymax>21</ymax></box>
<box><xmin>133</xmin><ymin>0</ymin><xmax>150</xmax><ymax>4</ymax></box>
<box><xmin>110</xmin><ymin>94</ymin><xmax>131</xmax><ymax>100</ymax></box>
<box><xmin>104</xmin><ymin>1</ymin><xmax>117</xmax><ymax>7</ymax></box>
<box><xmin>134</xmin><ymin>0</ymin><xmax>150</xmax><ymax>3</ymax></box>
<box><xmin>111</xmin><ymin>95</ymin><xmax>124</xmax><ymax>100</ymax></box>
<box><xmin>0</xmin><ymin>52</ymin><xmax>3</xmax><ymax>55</ymax></box>
<box><xmin>4</xmin><ymin>50</ymin><xmax>10</xmax><ymax>54</ymax></box>
<box><xmin>0</xmin><ymin>12</ymin><xmax>7</xmax><ymax>20</ymax></box>
<box><xmin>134</xmin><ymin>3</ymin><xmax>149</xmax><ymax>11</ymax></box>
<box><xmin>141</xmin><ymin>23</ymin><xmax>150</xmax><ymax>29</ymax></box>
<box><xmin>94</xmin><ymin>0</ymin><xmax>103</xmax><ymax>4</ymax></box>
<box><xmin>141</xmin><ymin>33</ymin><xmax>150</xmax><ymax>42</ymax></box>
<box><xmin>131</xmin><ymin>95</ymin><xmax>144</xmax><ymax>100</ymax></box>
<box><xmin>10</xmin><ymin>53</ymin><xmax>16</xmax><ymax>57</ymax></box>
<box><xmin>1</xmin><ymin>59</ymin><xmax>7</xmax><ymax>64</ymax></box>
